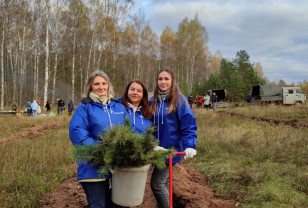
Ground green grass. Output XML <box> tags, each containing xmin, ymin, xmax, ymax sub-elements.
<box><xmin>0</xmin><ymin>118</ymin><xmax>74</xmax><ymax>208</ymax></box>
<box><xmin>187</xmin><ymin>109</ymin><xmax>308</xmax><ymax>207</ymax></box>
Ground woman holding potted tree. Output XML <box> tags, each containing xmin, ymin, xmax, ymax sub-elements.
<box><xmin>69</xmin><ymin>70</ymin><xmax>128</xmax><ymax>208</ymax></box>
<box><xmin>150</xmin><ymin>68</ymin><xmax>198</xmax><ymax>208</ymax></box>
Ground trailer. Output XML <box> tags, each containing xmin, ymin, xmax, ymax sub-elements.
<box><xmin>251</xmin><ymin>84</ymin><xmax>306</xmax><ymax>105</ymax></box>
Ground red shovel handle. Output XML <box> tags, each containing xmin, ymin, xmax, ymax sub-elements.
<box><xmin>169</xmin><ymin>152</ymin><xmax>185</xmax><ymax>208</ymax></box>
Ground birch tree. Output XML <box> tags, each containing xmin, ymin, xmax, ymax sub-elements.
<box><xmin>42</xmin><ymin>0</ymin><xmax>50</xmax><ymax>108</ymax></box>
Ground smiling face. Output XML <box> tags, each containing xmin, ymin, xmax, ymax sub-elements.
<box><xmin>91</xmin><ymin>76</ymin><xmax>109</xmax><ymax>97</ymax></box>
<box><xmin>128</xmin><ymin>82</ymin><xmax>143</xmax><ymax>107</ymax></box>
<box><xmin>158</xmin><ymin>71</ymin><xmax>172</xmax><ymax>92</ymax></box>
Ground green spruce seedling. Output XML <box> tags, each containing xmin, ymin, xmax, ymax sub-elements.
<box><xmin>74</xmin><ymin>117</ymin><xmax>174</xmax><ymax>175</ymax></box>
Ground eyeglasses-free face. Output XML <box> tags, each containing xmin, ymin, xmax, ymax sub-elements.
<box><xmin>158</xmin><ymin>71</ymin><xmax>172</xmax><ymax>92</ymax></box>
<box><xmin>91</xmin><ymin>76</ymin><xmax>109</xmax><ymax>97</ymax></box>
<box><xmin>128</xmin><ymin>82</ymin><xmax>144</xmax><ymax>107</ymax></box>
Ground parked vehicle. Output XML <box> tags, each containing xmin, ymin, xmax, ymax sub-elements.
<box><xmin>250</xmin><ymin>84</ymin><xmax>306</xmax><ymax>105</ymax></box>
<box><xmin>207</xmin><ymin>89</ymin><xmax>229</xmax><ymax>108</ymax></box>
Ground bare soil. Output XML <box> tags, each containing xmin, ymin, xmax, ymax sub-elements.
<box><xmin>0</xmin><ymin>121</ymin><xmax>64</xmax><ymax>146</ymax></box>
<box><xmin>42</xmin><ymin>164</ymin><xmax>238</xmax><ymax>208</ymax></box>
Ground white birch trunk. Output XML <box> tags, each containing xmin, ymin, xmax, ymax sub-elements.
<box><xmin>20</xmin><ymin>25</ymin><xmax>26</xmax><ymax>106</ymax></box>
<box><xmin>34</xmin><ymin>46</ymin><xmax>39</xmax><ymax>99</ymax></box>
<box><xmin>85</xmin><ymin>32</ymin><xmax>94</xmax><ymax>86</ymax></box>
<box><xmin>10</xmin><ymin>51</ymin><xmax>17</xmax><ymax>103</ymax></box>
<box><xmin>71</xmin><ymin>30</ymin><xmax>76</xmax><ymax>102</ymax></box>
<box><xmin>52</xmin><ymin>52</ymin><xmax>58</xmax><ymax>104</ymax></box>
<box><xmin>43</xmin><ymin>12</ymin><xmax>49</xmax><ymax>108</ymax></box>
<box><xmin>0</xmin><ymin>28</ymin><xmax>4</xmax><ymax>111</ymax></box>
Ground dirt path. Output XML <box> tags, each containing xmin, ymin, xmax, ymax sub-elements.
<box><xmin>42</xmin><ymin>164</ymin><xmax>237</xmax><ymax>208</ymax></box>
<box><xmin>0</xmin><ymin>121</ymin><xmax>64</xmax><ymax>146</ymax></box>
<box><xmin>218</xmin><ymin>111</ymin><xmax>308</xmax><ymax>128</ymax></box>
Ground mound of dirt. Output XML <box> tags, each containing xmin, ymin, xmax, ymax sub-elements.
<box><xmin>0</xmin><ymin>121</ymin><xmax>64</xmax><ymax>146</ymax></box>
<box><xmin>42</xmin><ymin>164</ymin><xmax>237</xmax><ymax>208</ymax></box>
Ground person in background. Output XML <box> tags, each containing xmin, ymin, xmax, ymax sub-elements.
<box><xmin>45</xmin><ymin>101</ymin><xmax>51</xmax><ymax>113</ymax></box>
<box><xmin>57</xmin><ymin>97</ymin><xmax>65</xmax><ymax>115</ymax></box>
<box><xmin>12</xmin><ymin>102</ymin><xmax>19</xmax><ymax>112</ymax></box>
<box><xmin>36</xmin><ymin>99</ymin><xmax>41</xmax><ymax>105</ymax></box>
<box><xmin>31</xmin><ymin>100</ymin><xmax>39</xmax><ymax>117</ymax></box>
<box><xmin>121</xmin><ymin>80</ymin><xmax>152</xmax><ymax>134</ymax></box>
<box><xmin>198</xmin><ymin>96</ymin><xmax>204</xmax><ymax>108</ymax></box>
<box><xmin>203</xmin><ymin>93</ymin><xmax>210</xmax><ymax>110</ymax></box>
<box><xmin>149</xmin><ymin>68</ymin><xmax>197</xmax><ymax>208</ymax></box>
<box><xmin>69</xmin><ymin>70</ymin><xmax>128</xmax><ymax>208</ymax></box>
<box><xmin>188</xmin><ymin>95</ymin><xmax>194</xmax><ymax>108</ymax></box>
<box><xmin>211</xmin><ymin>92</ymin><xmax>218</xmax><ymax>111</ymax></box>
<box><xmin>68</xmin><ymin>99</ymin><xmax>74</xmax><ymax>116</ymax></box>
<box><xmin>26</xmin><ymin>100</ymin><xmax>32</xmax><ymax>116</ymax></box>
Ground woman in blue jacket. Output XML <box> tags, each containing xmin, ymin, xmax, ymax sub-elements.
<box><xmin>121</xmin><ymin>80</ymin><xmax>152</xmax><ymax>134</ymax></box>
<box><xmin>150</xmin><ymin>68</ymin><xmax>197</xmax><ymax>208</ymax></box>
<box><xmin>69</xmin><ymin>70</ymin><xmax>127</xmax><ymax>208</ymax></box>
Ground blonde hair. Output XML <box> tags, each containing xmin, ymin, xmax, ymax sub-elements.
<box><xmin>83</xmin><ymin>70</ymin><xmax>114</xmax><ymax>97</ymax></box>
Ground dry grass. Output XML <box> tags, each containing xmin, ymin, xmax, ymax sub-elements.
<box><xmin>187</xmin><ymin>107</ymin><xmax>308</xmax><ymax>207</ymax></box>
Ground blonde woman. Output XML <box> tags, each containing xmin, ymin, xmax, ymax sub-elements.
<box><xmin>69</xmin><ymin>70</ymin><xmax>127</xmax><ymax>208</ymax></box>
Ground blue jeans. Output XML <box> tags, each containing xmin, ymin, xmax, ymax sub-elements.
<box><xmin>81</xmin><ymin>180</ymin><xmax>127</xmax><ymax>208</ymax></box>
<box><xmin>151</xmin><ymin>165</ymin><xmax>171</xmax><ymax>208</ymax></box>
<box><xmin>32</xmin><ymin>110</ymin><xmax>37</xmax><ymax>117</ymax></box>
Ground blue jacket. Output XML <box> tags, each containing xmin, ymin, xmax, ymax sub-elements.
<box><xmin>69</xmin><ymin>97</ymin><xmax>127</xmax><ymax>180</ymax></box>
<box><xmin>31</xmin><ymin>101</ymin><xmax>39</xmax><ymax>110</ymax></box>
<box><xmin>126</xmin><ymin>105</ymin><xmax>153</xmax><ymax>134</ymax></box>
<box><xmin>150</xmin><ymin>95</ymin><xmax>197</xmax><ymax>164</ymax></box>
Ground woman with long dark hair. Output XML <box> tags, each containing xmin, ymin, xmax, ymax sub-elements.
<box><xmin>121</xmin><ymin>80</ymin><xmax>152</xmax><ymax>134</ymax></box>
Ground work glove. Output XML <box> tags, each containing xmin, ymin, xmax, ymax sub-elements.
<box><xmin>153</xmin><ymin>146</ymin><xmax>167</xmax><ymax>152</ymax></box>
<box><xmin>184</xmin><ymin>148</ymin><xmax>197</xmax><ymax>160</ymax></box>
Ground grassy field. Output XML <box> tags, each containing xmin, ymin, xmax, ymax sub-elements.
<box><xmin>225</xmin><ymin>102</ymin><xmax>308</xmax><ymax>121</ymax></box>
<box><xmin>0</xmin><ymin>115</ymin><xmax>74</xmax><ymax>208</ymax></box>
<box><xmin>0</xmin><ymin>104</ymin><xmax>308</xmax><ymax>207</ymax></box>
<box><xmin>186</xmin><ymin>104</ymin><xmax>308</xmax><ymax>208</ymax></box>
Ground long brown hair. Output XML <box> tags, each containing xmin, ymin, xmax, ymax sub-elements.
<box><xmin>150</xmin><ymin>68</ymin><xmax>184</xmax><ymax>114</ymax></box>
<box><xmin>121</xmin><ymin>80</ymin><xmax>152</xmax><ymax>120</ymax></box>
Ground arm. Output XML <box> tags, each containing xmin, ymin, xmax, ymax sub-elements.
<box><xmin>69</xmin><ymin>104</ymin><xmax>98</xmax><ymax>145</ymax></box>
<box><xmin>177</xmin><ymin>98</ymin><xmax>197</xmax><ymax>150</ymax></box>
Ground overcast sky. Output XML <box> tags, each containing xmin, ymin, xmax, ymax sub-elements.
<box><xmin>133</xmin><ymin>0</ymin><xmax>308</xmax><ymax>85</ymax></box>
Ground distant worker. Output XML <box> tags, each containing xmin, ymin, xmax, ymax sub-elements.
<box><xmin>211</xmin><ymin>92</ymin><xmax>218</xmax><ymax>111</ymax></box>
<box><xmin>68</xmin><ymin>99</ymin><xmax>74</xmax><ymax>116</ymax></box>
<box><xmin>45</xmin><ymin>101</ymin><xmax>51</xmax><ymax>113</ymax></box>
<box><xmin>203</xmin><ymin>93</ymin><xmax>210</xmax><ymax>109</ymax></box>
<box><xmin>198</xmin><ymin>96</ymin><xmax>204</xmax><ymax>108</ymax></box>
<box><xmin>12</xmin><ymin>102</ymin><xmax>19</xmax><ymax>112</ymax></box>
<box><xmin>26</xmin><ymin>100</ymin><xmax>32</xmax><ymax>116</ymax></box>
<box><xmin>31</xmin><ymin>100</ymin><xmax>39</xmax><ymax>117</ymax></box>
<box><xmin>188</xmin><ymin>95</ymin><xmax>194</xmax><ymax>108</ymax></box>
<box><xmin>57</xmin><ymin>97</ymin><xmax>65</xmax><ymax>115</ymax></box>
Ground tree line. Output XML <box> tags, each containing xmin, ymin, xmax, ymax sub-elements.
<box><xmin>0</xmin><ymin>0</ymin><xmax>306</xmax><ymax>111</ymax></box>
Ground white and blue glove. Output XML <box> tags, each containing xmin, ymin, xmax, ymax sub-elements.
<box><xmin>184</xmin><ymin>148</ymin><xmax>197</xmax><ymax>159</ymax></box>
<box><xmin>153</xmin><ymin>146</ymin><xmax>167</xmax><ymax>152</ymax></box>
